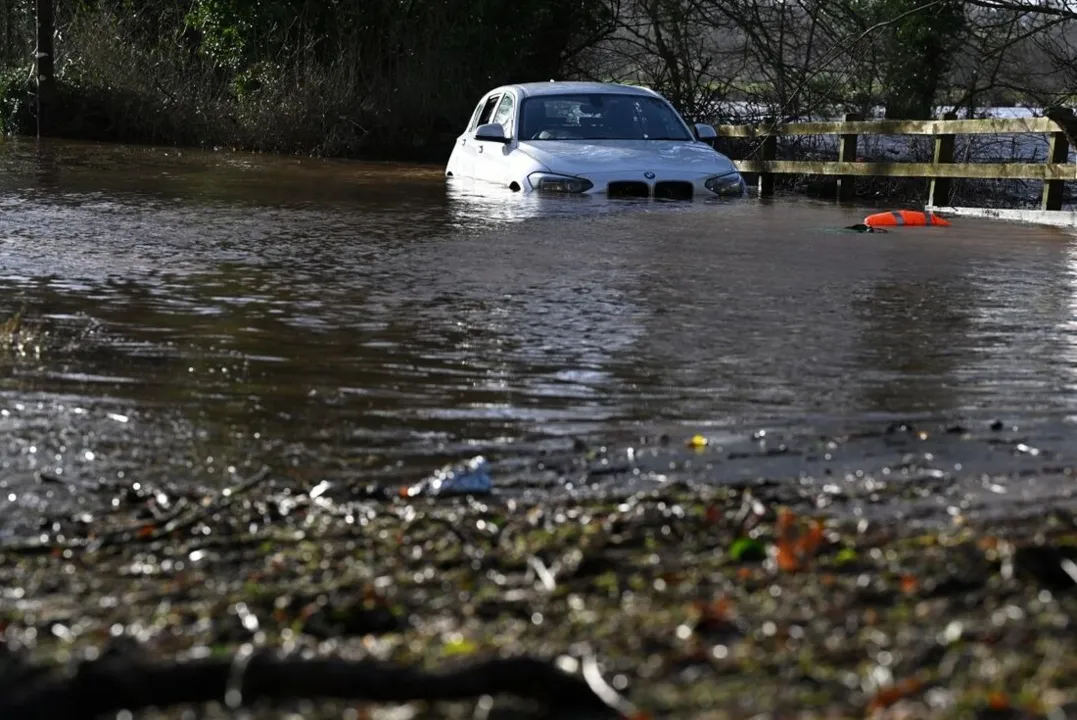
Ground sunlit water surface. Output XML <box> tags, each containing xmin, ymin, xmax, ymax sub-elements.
<box><xmin>2</xmin><ymin>138</ymin><xmax>1077</xmax><ymax>535</ymax></box>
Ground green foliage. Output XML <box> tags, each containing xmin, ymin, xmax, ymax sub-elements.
<box><xmin>185</xmin><ymin>0</ymin><xmax>252</xmax><ymax>72</ymax></box>
<box><xmin>40</xmin><ymin>0</ymin><xmax>617</xmax><ymax>158</ymax></box>
<box><xmin>0</xmin><ymin>66</ymin><xmax>31</xmax><ymax>135</ymax></box>
<box><xmin>729</xmin><ymin>537</ymin><xmax>766</xmax><ymax>563</ymax></box>
<box><xmin>875</xmin><ymin>0</ymin><xmax>966</xmax><ymax>119</ymax></box>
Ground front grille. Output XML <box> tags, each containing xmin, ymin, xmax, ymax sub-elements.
<box><xmin>608</xmin><ymin>181</ymin><xmax>650</xmax><ymax>198</ymax></box>
<box><xmin>653</xmin><ymin>181</ymin><xmax>693</xmax><ymax>200</ymax></box>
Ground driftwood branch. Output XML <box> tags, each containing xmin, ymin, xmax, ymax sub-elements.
<box><xmin>1</xmin><ymin>651</ymin><xmax>625</xmax><ymax>720</ymax></box>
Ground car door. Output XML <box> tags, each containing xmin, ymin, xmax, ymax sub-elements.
<box><xmin>449</xmin><ymin>92</ymin><xmax>502</xmax><ymax>180</ymax></box>
<box><xmin>473</xmin><ymin>92</ymin><xmax>516</xmax><ymax>185</ymax></box>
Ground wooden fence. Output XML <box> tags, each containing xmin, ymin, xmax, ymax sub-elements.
<box><xmin>715</xmin><ymin>113</ymin><xmax>1073</xmax><ymax>212</ymax></box>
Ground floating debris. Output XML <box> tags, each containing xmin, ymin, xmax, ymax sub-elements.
<box><xmin>400</xmin><ymin>455</ymin><xmax>493</xmax><ymax>498</ymax></box>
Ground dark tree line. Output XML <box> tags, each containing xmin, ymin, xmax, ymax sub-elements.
<box><xmin>0</xmin><ymin>0</ymin><xmax>1075</xmax><ymax>158</ymax></box>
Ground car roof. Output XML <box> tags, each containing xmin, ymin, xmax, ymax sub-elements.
<box><xmin>495</xmin><ymin>81</ymin><xmax>661</xmax><ymax>100</ymax></box>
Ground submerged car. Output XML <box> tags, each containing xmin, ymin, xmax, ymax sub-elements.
<box><xmin>445</xmin><ymin>81</ymin><xmax>745</xmax><ymax>200</ymax></box>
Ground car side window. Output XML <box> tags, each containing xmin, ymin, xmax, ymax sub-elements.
<box><xmin>465</xmin><ymin>100</ymin><xmax>486</xmax><ymax>132</ymax></box>
<box><xmin>471</xmin><ymin>94</ymin><xmax>502</xmax><ymax>131</ymax></box>
<box><xmin>491</xmin><ymin>94</ymin><xmax>515</xmax><ymax>137</ymax></box>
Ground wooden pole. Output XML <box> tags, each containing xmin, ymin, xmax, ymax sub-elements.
<box><xmin>758</xmin><ymin>116</ymin><xmax>776</xmax><ymax>198</ymax></box>
<box><xmin>837</xmin><ymin>112</ymin><xmax>861</xmax><ymax>202</ymax></box>
<box><xmin>1042</xmin><ymin>128</ymin><xmax>1070</xmax><ymax>212</ymax></box>
<box><xmin>34</xmin><ymin>0</ymin><xmax>55</xmax><ymax>138</ymax></box>
<box><xmin>928</xmin><ymin>112</ymin><xmax>957</xmax><ymax>207</ymax></box>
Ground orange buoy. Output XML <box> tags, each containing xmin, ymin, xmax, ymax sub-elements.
<box><xmin>864</xmin><ymin>210</ymin><xmax>951</xmax><ymax>228</ymax></box>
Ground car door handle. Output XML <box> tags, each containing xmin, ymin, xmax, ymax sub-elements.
<box><xmin>477</xmin><ymin>145</ymin><xmax>484</xmax><ymax>153</ymax></box>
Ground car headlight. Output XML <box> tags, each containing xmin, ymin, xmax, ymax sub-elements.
<box><xmin>527</xmin><ymin>172</ymin><xmax>594</xmax><ymax>193</ymax></box>
<box><xmin>705</xmin><ymin>172</ymin><xmax>746</xmax><ymax>197</ymax></box>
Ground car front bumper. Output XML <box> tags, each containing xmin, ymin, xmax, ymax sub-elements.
<box><xmin>527</xmin><ymin>169</ymin><xmax>746</xmax><ymax>199</ymax></box>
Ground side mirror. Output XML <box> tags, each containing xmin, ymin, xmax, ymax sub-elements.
<box><xmin>694</xmin><ymin>123</ymin><xmax>718</xmax><ymax>142</ymax></box>
<box><xmin>475</xmin><ymin>123</ymin><xmax>510</xmax><ymax>143</ymax></box>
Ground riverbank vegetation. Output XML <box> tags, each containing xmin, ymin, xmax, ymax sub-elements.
<box><xmin>0</xmin><ymin>0</ymin><xmax>618</xmax><ymax>158</ymax></box>
<box><xmin>2</xmin><ymin>0</ymin><xmax>1076</xmax><ymax>162</ymax></box>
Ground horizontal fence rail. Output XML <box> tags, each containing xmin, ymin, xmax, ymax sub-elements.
<box><xmin>735</xmin><ymin>161</ymin><xmax>1073</xmax><ymax>181</ymax></box>
<box><xmin>716</xmin><ymin>117</ymin><xmax>1061</xmax><ymax>137</ymax></box>
<box><xmin>714</xmin><ymin>114</ymin><xmax>1073</xmax><ymax>211</ymax></box>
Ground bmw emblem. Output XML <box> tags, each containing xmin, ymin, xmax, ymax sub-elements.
<box><xmin>644</xmin><ymin>171</ymin><xmax>656</xmax><ymax>179</ymax></box>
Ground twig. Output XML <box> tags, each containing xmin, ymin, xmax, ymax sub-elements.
<box><xmin>112</xmin><ymin>466</ymin><xmax>273</xmax><ymax>546</ymax></box>
<box><xmin>0</xmin><ymin>466</ymin><xmax>273</xmax><ymax>555</ymax></box>
<box><xmin>1</xmin><ymin>651</ymin><xmax>623</xmax><ymax>719</ymax></box>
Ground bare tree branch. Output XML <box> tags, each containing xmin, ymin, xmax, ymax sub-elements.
<box><xmin>0</xmin><ymin>650</ymin><xmax>625</xmax><ymax>720</ymax></box>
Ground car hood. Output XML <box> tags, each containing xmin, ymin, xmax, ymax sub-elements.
<box><xmin>517</xmin><ymin>140</ymin><xmax>737</xmax><ymax>177</ymax></box>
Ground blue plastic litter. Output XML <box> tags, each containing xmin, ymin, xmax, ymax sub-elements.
<box><xmin>405</xmin><ymin>455</ymin><xmax>492</xmax><ymax>497</ymax></box>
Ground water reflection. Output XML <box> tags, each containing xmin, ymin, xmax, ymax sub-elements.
<box><xmin>850</xmin><ymin>266</ymin><xmax>978</xmax><ymax>415</ymax></box>
<box><xmin>590</xmin><ymin>201</ymin><xmax>866</xmax><ymax>428</ymax></box>
<box><xmin>1063</xmin><ymin>244</ymin><xmax>1077</xmax><ymax>414</ymax></box>
<box><xmin>2</xmin><ymin>139</ymin><xmax>1077</xmax><ymax>532</ymax></box>
<box><xmin>444</xmin><ymin>176</ymin><xmax>669</xmax><ymax>227</ymax></box>
<box><xmin>0</xmin><ymin>137</ymin><xmax>448</xmax><ymax>210</ymax></box>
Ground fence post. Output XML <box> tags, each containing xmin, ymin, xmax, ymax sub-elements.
<box><xmin>1042</xmin><ymin>127</ymin><xmax>1069</xmax><ymax>212</ymax></box>
<box><xmin>928</xmin><ymin>112</ymin><xmax>957</xmax><ymax>208</ymax></box>
<box><xmin>34</xmin><ymin>0</ymin><xmax>55</xmax><ymax>138</ymax></box>
<box><xmin>837</xmin><ymin>113</ymin><xmax>861</xmax><ymax>202</ymax></box>
<box><xmin>757</xmin><ymin>116</ymin><xmax>776</xmax><ymax>198</ymax></box>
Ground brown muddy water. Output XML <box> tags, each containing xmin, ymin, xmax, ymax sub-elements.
<box><xmin>2</xmin><ymin>138</ymin><xmax>1077</xmax><ymax>540</ymax></box>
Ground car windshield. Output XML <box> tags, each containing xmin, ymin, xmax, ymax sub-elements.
<box><xmin>518</xmin><ymin>93</ymin><xmax>693</xmax><ymax>141</ymax></box>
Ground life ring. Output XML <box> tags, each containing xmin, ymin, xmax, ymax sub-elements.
<box><xmin>864</xmin><ymin>210</ymin><xmax>951</xmax><ymax>228</ymax></box>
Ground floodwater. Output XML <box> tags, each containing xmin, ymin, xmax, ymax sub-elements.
<box><xmin>2</xmin><ymin>138</ymin><xmax>1077</xmax><ymax>537</ymax></box>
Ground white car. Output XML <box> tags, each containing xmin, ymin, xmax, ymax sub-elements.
<box><xmin>445</xmin><ymin>81</ymin><xmax>745</xmax><ymax>200</ymax></box>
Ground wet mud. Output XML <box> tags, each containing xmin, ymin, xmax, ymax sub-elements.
<box><xmin>7</xmin><ymin>421</ymin><xmax>1077</xmax><ymax>718</ymax></box>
